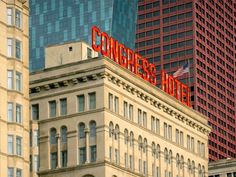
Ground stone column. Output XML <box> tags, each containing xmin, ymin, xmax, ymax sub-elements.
<box><xmin>85</xmin><ymin>127</ymin><xmax>90</xmax><ymax>163</ymax></box>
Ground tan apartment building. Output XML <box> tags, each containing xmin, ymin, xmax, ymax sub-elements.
<box><xmin>30</xmin><ymin>42</ymin><xmax>210</xmax><ymax>177</ymax></box>
<box><xmin>0</xmin><ymin>1</ymin><xmax>29</xmax><ymax>177</ymax></box>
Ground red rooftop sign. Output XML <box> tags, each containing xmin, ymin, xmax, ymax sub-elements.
<box><xmin>161</xmin><ymin>70</ymin><xmax>191</xmax><ymax>107</ymax></box>
<box><xmin>91</xmin><ymin>26</ymin><xmax>157</xmax><ymax>85</ymax></box>
<box><xmin>91</xmin><ymin>26</ymin><xmax>190</xmax><ymax>107</ymax></box>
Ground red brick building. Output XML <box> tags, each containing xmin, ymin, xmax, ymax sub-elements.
<box><xmin>136</xmin><ymin>0</ymin><xmax>236</xmax><ymax>161</ymax></box>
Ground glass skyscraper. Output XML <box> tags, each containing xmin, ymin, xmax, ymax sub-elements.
<box><xmin>30</xmin><ymin>0</ymin><xmax>138</xmax><ymax>71</ymax></box>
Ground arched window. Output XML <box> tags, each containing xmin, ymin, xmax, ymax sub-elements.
<box><xmin>50</xmin><ymin>128</ymin><xmax>58</xmax><ymax>169</ymax></box>
<box><xmin>130</xmin><ymin>131</ymin><xmax>134</xmax><ymax>147</ymax></box>
<box><xmin>60</xmin><ymin>126</ymin><xmax>67</xmax><ymax>143</ymax></box>
<box><xmin>156</xmin><ymin>144</ymin><xmax>160</xmax><ymax>159</ymax></box>
<box><xmin>202</xmin><ymin>165</ymin><xmax>205</xmax><ymax>177</ymax></box>
<box><xmin>89</xmin><ymin>121</ymin><xmax>96</xmax><ymax>137</ymax></box>
<box><xmin>109</xmin><ymin>122</ymin><xmax>113</xmax><ymax>137</ymax></box>
<box><xmin>124</xmin><ymin>129</ymin><xmax>128</xmax><ymax>144</ymax></box>
<box><xmin>152</xmin><ymin>142</ymin><xmax>156</xmax><ymax>156</ymax></box>
<box><xmin>168</xmin><ymin>150</ymin><xmax>172</xmax><ymax>164</ymax></box>
<box><xmin>143</xmin><ymin>138</ymin><xmax>147</xmax><ymax>153</ymax></box>
<box><xmin>50</xmin><ymin>128</ymin><xmax>57</xmax><ymax>144</ymax></box>
<box><xmin>79</xmin><ymin>122</ymin><xmax>85</xmax><ymax>139</ymax></box>
<box><xmin>180</xmin><ymin>155</ymin><xmax>184</xmax><ymax>169</ymax></box>
<box><xmin>164</xmin><ymin>148</ymin><xmax>168</xmax><ymax>163</ymax></box>
<box><xmin>176</xmin><ymin>153</ymin><xmax>180</xmax><ymax>167</ymax></box>
<box><xmin>138</xmin><ymin>135</ymin><xmax>142</xmax><ymax>151</ymax></box>
<box><xmin>192</xmin><ymin>160</ymin><xmax>195</xmax><ymax>174</ymax></box>
<box><xmin>114</xmin><ymin>124</ymin><xmax>119</xmax><ymax>140</ymax></box>
<box><xmin>187</xmin><ymin>159</ymin><xmax>191</xmax><ymax>173</ymax></box>
<box><xmin>198</xmin><ymin>164</ymin><xmax>202</xmax><ymax>177</ymax></box>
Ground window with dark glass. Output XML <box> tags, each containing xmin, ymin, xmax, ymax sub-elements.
<box><xmin>60</xmin><ymin>98</ymin><xmax>67</xmax><ymax>116</ymax></box>
<box><xmin>16</xmin><ymin>104</ymin><xmax>22</xmax><ymax>124</ymax></box>
<box><xmin>79</xmin><ymin>123</ymin><xmax>85</xmax><ymax>138</ymax></box>
<box><xmin>50</xmin><ymin>128</ymin><xmax>57</xmax><ymax>144</ymax></box>
<box><xmin>61</xmin><ymin>151</ymin><xmax>67</xmax><ymax>167</ymax></box>
<box><xmin>77</xmin><ymin>95</ymin><xmax>85</xmax><ymax>112</ymax></box>
<box><xmin>16</xmin><ymin>136</ymin><xmax>22</xmax><ymax>156</ymax></box>
<box><xmin>79</xmin><ymin>147</ymin><xmax>86</xmax><ymax>164</ymax></box>
<box><xmin>15</xmin><ymin>9</ymin><xmax>22</xmax><ymax>28</ymax></box>
<box><xmin>90</xmin><ymin>145</ymin><xmax>96</xmax><ymax>162</ymax></box>
<box><xmin>89</xmin><ymin>121</ymin><xmax>96</xmax><ymax>137</ymax></box>
<box><xmin>15</xmin><ymin>40</ymin><xmax>21</xmax><ymax>59</ymax></box>
<box><xmin>49</xmin><ymin>100</ymin><xmax>56</xmax><ymax>118</ymax></box>
<box><xmin>87</xmin><ymin>48</ymin><xmax>92</xmax><ymax>58</ymax></box>
<box><xmin>88</xmin><ymin>92</ymin><xmax>96</xmax><ymax>110</ymax></box>
<box><xmin>32</xmin><ymin>104</ymin><xmax>39</xmax><ymax>120</ymax></box>
<box><xmin>51</xmin><ymin>152</ymin><xmax>57</xmax><ymax>169</ymax></box>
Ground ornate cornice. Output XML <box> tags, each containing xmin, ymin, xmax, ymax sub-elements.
<box><xmin>104</xmin><ymin>71</ymin><xmax>211</xmax><ymax>136</ymax></box>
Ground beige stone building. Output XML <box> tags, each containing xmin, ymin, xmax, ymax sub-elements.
<box><xmin>30</xmin><ymin>42</ymin><xmax>210</xmax><ymax>177</ymax></box>
<box><xmin>208</xmin><ymin>158</ymin><xmax>236</xmax><ymax>177</ymax></box>
<box><xmin>0</xmin><ymin>0</ymin><xmax>29</xmax><ymax>177</ymax></box>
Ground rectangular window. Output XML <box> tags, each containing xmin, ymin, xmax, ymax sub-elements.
<box><xmin>123</xmin><ymin>101</ymin><xmax>128</xmax><ymax>118</ymax></box>
<box><xmin>201</xmin><ymin>143</ymin><xmax>205</xmax><ymax>157</ymax></box>
<box><xmin>108</xmin><ymin>93</ymin><xmax>113</xmax><ymax>111</ymax></box>
<box><xmin>115</xmin><ymin>149</ymin><xmax>119</xmax><ymax>164</ymax></box>
<box><xmin>114</xmin><ymin>96</ymin><xmax>119</xmax><ymax>113</ymax></box>
<box><xmin>143</xmin><ymin>161</ymin><xmax>147</xmax><ymax>175</ymax></box>
<box><xmin>8</xmin><ymin>135</ymin><xmax>14</xmax><ymax>154</ymax></box>
<box><xmin>77</xmin><ymin>95</ymin><xmax>85</xmax><ymax>112</ymax></box>
<box><xmin>16</xmin><ymin>168</ymin><xmax>22</xmax><ymax>177</ymax></box>
<box><xmin>176</xmin><ymin>129</ymin><xmax>179</xmax><ymax>144</ymax></box>
<box><xmin>32</xmin><ymin>104</ymin><xmax>39</xmax><ymax>120</ymax></box>
<box><xmin>16</xmin><ymin>136</ymin><xmax>22</xmax><ymax>156</ymax></box>
<box><xmin>8</xmin><ymin>103</ymin><xmax>13</xmax><ymax>122</ymax></box>
<box><xmin>16</xmin><ymin>104</ymin><xmax>22</xmax><ymax>124</ymax></box>
<box><xmin>33</xmin><ymin>155</ymin><xmax>39</xmax><ymax>171</ymax></box>
<box><xmin>139</xmin><ymin>159</ymin><xmax>142</xmax><ymax>173</ymax></box>
<box><xmin>156</xmin><ymin>166</ymin><xmax>159</xmax><ymax>177</ymax></box>
<box><xmin>33</xmin><ymin>130</ymin><xmax>38</xmax><ymax>146</ymax></box>
<box><xmin>7</xmin><ymin>38</ymin><xmax>13</xmax><ymax>57</ymax></box>
<box><xmin>129</xmin><ymin>155</ymin><xmax>133</xmax><ymax>170</ymax></box>
<box><xmin>51</xmin><ymin>152</ymin><xmax>57</xmax><ymax>169</ymax></box>
<box><xmin>7</xmin><ymin>70</ymin><xmax>13</xmax><ymax>89</ymax></box>
<box><xmin>16</xmin><ymin>72</ymin><xmax>22</xmax><ymax>91</ymax></box>
<box><xmin>61</xmin><ymin>151</ymin><xmax>67</xmax><ymax>167</ymax></box>
<box><xmin>15</xmin><ymin>9</ymin><xmax>22</xmax><ymax>28</ymax></box>
<box><xmin>129</xmin><ymin>104</ymin><xmax>133</xmax><ymax>120</ymax></box>
<box><xmin>109</xmin><ymin>146</ymin><xmax>112</xmax><ymax>161</ymax></box>
<box><xmin>124</xmin><ymin>153</ymin><xmax>128</xmax><ymax>168</ymax></box>
<box><xmin>168</xmin><ymin>125</ymin><xmax>172</xmax><ymax>140</ymax></box>
<box><xmin>164</xmin><ymin>123</ymin><xmax>168</xmax><ymax>138</ymax></box>
<box><xmin>90</xmin><ymin>145</ymin><xmax>96</xmax><ymax>162</ymax></box>
<box><xmin>151</xmin><ymin>116</ymin><xmax>155</xmax><ymax>131</ymax></box>
<box><xmin>187</xmin><ymin>135</ymin><xmax>190</xmax><ymax>149</ymax></box>
<box><xmin>87</xmin><ymin>47</ymin><xmax>92</xmax><ymax>58</ymax></box>
<box><xmin>7</xmin><ymin>8</ymin><xmax>13</xmax><ymax>25</ymax></box>
<box><xmin>197</xmin><ymin>140</ymin><xmax>200</xmax><ymax>154</ymax></box>
<box><xmin>79</xmin><ymin>147</ymin><xmax>86</xmax><ymax>164</ymax></box>
<box><xmin>49</xmin><ymin>100</ymin><xmax>56</xmax><ymax>118</ymax></box>
<box><xmin>156</xmin><ymin>118</ymin><xmax>160</xmax><ymax>134</ymax></box>
<box><xmin>15</xmin><ymin>40</ymin><xmax>21</xmax><ymax>59</ymax></box>
<box><xmin>138</xmin><ymin>109</ymin><xmax>142</xmax><ymax>125</ymax></box>
<box><xmin>88</xmin><ymin>92</ymin><xmax>96</xmax><ymax>110</ymax></box>
<box><xmin>191</xmin><ymin>137</ymin><xmax>194</xmax><ymax>151</ymax></box>
<box><xmin>180</xmin><ymin>131</ymin><xmax>184</xmax><ymax>145</ymax></box>
<box><xmin>143</xmin><ymin>112</ymin><xmax>147</xmax><ymax>128</ymax></box>
<box><xmin>60</xmin><ymin>98</ymin><xmax>67</xmax><ymax>116</ymax></box>
<box><xmin>8</xmin><ymin>167</ymin><xmax>14</xmax><ymax>177</ymax></box>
